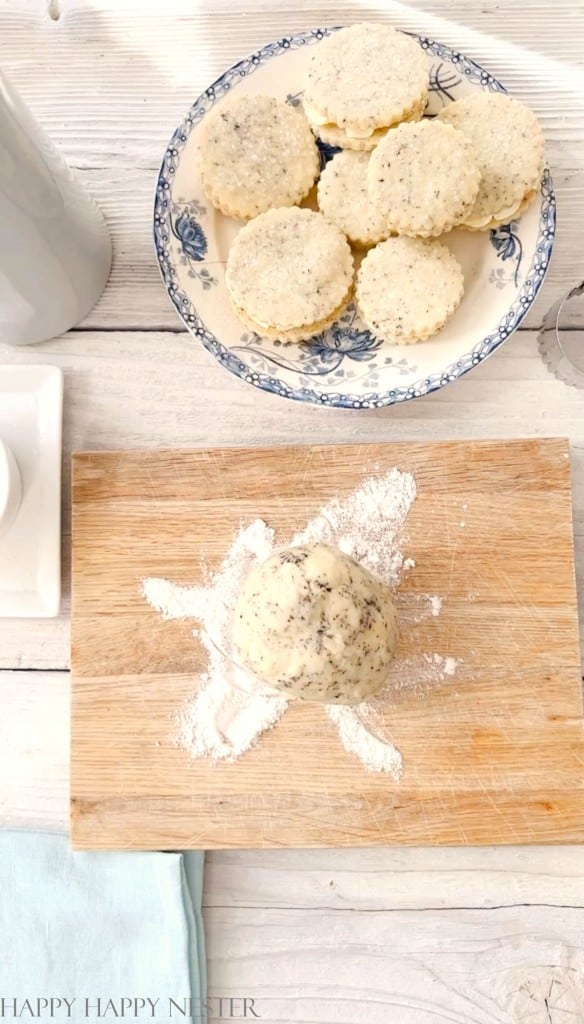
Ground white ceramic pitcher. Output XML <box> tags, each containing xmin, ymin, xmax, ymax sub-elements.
<box><xmin>0</xmin><ymin>68</ymin><xmax>112</xmax><ymax>346</ymax></box>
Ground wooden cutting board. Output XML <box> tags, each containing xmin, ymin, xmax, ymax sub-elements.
<box><xmin>71</xmin><ymin>439</ymin><xmax>584</xmax><ymax>850</ymax></box>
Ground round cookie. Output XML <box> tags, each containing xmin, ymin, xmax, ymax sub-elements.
<box><xmin>367</xmin><ymin>120</ymin><xmax>481</xmax><ymax>237</ymax></box>
<box><xmin>226</xmin><ymin>207</ymin><xmax>354</xmax><ymax>341</ymax></box>
<box><xmin>303</xmin><ymin>23</ymin><xmax>429</xmax><ymax>136</ymax></box>
<box><xmin>198</xmin><ymin>95</ymin><xmax>320</xmax><ymax>219</ymax></box>
<box><xmin>356</xmin><ymin>236</ymin><xmax>464</xmax><ymax>344</ymax></box>
<box><xmin>438</xmin><ymin>93</ymin><xmax>545</xmax><ymax>230</ymax></box>
<box><xmin>233</xmin><ymin>543</ymin><xmax>399</xmax><ymax>704</ymax></box>
<box><xmin>317</xmin><ymin>151</ymin><xmax>392</xmax><ymax>247</ymax></box>
<box><xmin>310</xmin><ymin>100</ymin><xmax>426</xmax><ymax>152</ymax></box>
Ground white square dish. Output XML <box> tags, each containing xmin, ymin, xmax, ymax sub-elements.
<box><xmin>0</xmin><ymin>365</ymin><xmax>63</xmax><ymax>617</ymax></box>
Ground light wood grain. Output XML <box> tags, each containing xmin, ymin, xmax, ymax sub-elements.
<box><xmin>70</xmin><ymin>439</ymin><xmax>583</xmax><ymax>849</ymax></box>
<box><xmin>6</xmin><ymin>668</ymin><xmax>584</xmax><ymax>903</ymax></box>
<box><xmin>0</xmin><ymin>671</ymin><xmax>70</xmax><ymax>831</ymax></box>
<box><xmin>2</xmin><ymin>329</ymin><xmax>584</xmax><ymax>672</ymax></box>
<box><xmin>203</xmin><ymin>904</ymin><xmax>584</xmax><ymax>1024</ymax></box>
<box><xmin>6</xmin><ymin>670</ymin><xmax>584</xmax><ymax>1024</ymax></box>
<box><xmin>1</xmin><ymin>0</ymin><xmax>582</xmax><ymax>329</ymax></box>
<box><xmin>203</xmin><ymin>845</ymin><xmax>584</xmax><ymax>909</ymax></box>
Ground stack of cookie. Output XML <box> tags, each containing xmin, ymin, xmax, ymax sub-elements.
<box><xmin>226</xmin><ymin>207</ymin><xmax>354</xmax><ymax>342</ymax></box>
<box><xmin>197</xmin><ymin>22</ymin><xmax>545</xmax><ymax>346</ymax></box>
<box><xmin>438</xmin><ymin>93</ymin><xmax>545</xmax><ymax>230</ymax></box>
<box><xmin>302</xmin><ymin>22</ymin><xmax>429</xmax><ymax>152</ymax></box>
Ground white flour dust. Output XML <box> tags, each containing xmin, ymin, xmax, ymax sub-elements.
<box><xmin>368</xmin><ymin>651</ymin><xmax>460</xmax><ymax>707</ymax></box>
<box><xmin>327</xmin><ymin>703</ymin><xmax>403</xmax><ymax>776</ymax></box>
<box><xmin>142</xmin><ymin>468</ymin><xmax>458</xmax><ymax>779</ymax></box>
<box><xmin>142</xmin><ymin>520</ymin><xmax>288</xmax><ymax>761</ymax></box>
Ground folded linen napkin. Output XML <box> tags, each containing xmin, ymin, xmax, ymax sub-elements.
<box><xmin>0</xmin><ymin>832</ymin><xmax>206</xmax><ymax>1024</ymax></box>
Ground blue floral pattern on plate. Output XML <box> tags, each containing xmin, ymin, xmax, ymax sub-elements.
<box><xmin>168</xmin><ymin>197</ymin><xmax>217</xmax><ymax>290</ymax></box>
<box><xmin>173</xmin><ymin>209</ymin><xmax>207</xmax><ymax>261</ymax></box>
<box><xmin>231</xmin><ymin>307</ymin><xmax>417</xmax><ymax>391</ymax></box>
<box><xmin>153</xmin><ymin>28</ymin><xmax>556</xmax><ymax>409</ymax></box>
<box><xmin>489</xmin><ymin>222</ymin><xmax>523</xmax><ymax>287</ymax></box>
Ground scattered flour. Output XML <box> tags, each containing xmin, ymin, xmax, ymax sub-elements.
<box><xmin>327</xmin><ymin>704</ymin><xmax>402</xmax><ymax>776</ymax></box>
<box><xmin>293</xmin><ymin>466</ymin><xmax>417</xmax><ymax>585</ymax></box>
<box><xmin>398</xmin><ymin>592</ymin><xmax>444</xmax><ymax>626</ymax></box>
<box><xmin>143</xmin><ymin>519</ymin><xmax>290</xmax><ymax>762</ymax></box>
<box><xmin>369</xmin><ymin>650</ymin><xmax>459</xmax><ymax>703</ymax></box>
<box><xmin>142</xmin><ymin>467</ymin><xmax>459</xmax><ymax>779</ymax></box>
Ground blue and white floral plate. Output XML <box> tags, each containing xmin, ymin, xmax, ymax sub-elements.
<box><xmin>154</xmin><ymin>28</ymin><xmax>555</xmax><ymax>409</ymax></box>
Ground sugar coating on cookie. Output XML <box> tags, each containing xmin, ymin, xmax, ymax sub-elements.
<box><xmin>438</xmin><ymin>93</ymin><xmax>544</xmax><ymax>229</ymax></box>
<box><xmin>226</xmin><ymin>207</ymin><xmax>354</xmax><ymax>339</ymax></box>
<box><xmin>310</xmin><ymin>100</ymin><xmax>425</xmax><ymax>152</ymax></box>
<box><xmin>199</xmin><ymin>95</ymin><xmax>320</xmax><ymax>219</ymax></box>
<box><xmin>356</xmin><ymin>236</ymin><xmax>464</xmax><ymax>344</ymax></box>
<box><xmin>303</xmin><ymin>23</ymin><xmax>429</xmax><ymax>135</ymax></box>
<box><xmin>317</xmin><ymin>151</ymin><xmax>392</xmax><ymax>247</ymax></box>
<box><xmin>368</xmin><ymin>120</ymin><xmax>481</xmax><ymax>237</ymax></box>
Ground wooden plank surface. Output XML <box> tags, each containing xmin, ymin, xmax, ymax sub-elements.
<box><xmin>203</xmin><ymin>904</ymin><xmax>584</xmax><ymax>1023</ymax></box>
<box><xmin>3</xmin><ymin>329</ymin><xmax>584</xmax><ymax>673</ymax></box>
<box><xmin>71</xmin><ymin>438</ymin><xmax>583</xmax><ymax>849</ymax></box>
<box><xmin>5</xmin><ymin>664</ymin><xmax>584</xmax><ymax>1024</ymax></box>
<box><xmin>0</xmin><ymin>671</ymin><xmax>70</xmax><ymax>831</ymax></box>
<box><xmin>6</xmin><ymin>672</ymin><xmax>584</xmax><ymax>1023</ymax></box>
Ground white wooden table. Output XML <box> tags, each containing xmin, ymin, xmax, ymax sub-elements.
<box><xmin>2</xmin><ymin>1</ymin><xmax>584</xmax><ymax>1019</ymax></box>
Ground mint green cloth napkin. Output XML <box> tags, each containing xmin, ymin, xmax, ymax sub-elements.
<box><xmin>0</xmin><ymin>832</ymin><xmax>206</xmax><ymax>1024</ymax></box>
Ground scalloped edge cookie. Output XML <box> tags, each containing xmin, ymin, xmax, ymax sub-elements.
<box><xmin>460</xmin><ymin>190</ymin><xmax>538</xmax><ymax>232</ymax></box>
<box><xmin>226</xmin><ymin>207</ymin><xmax>354</xmax><ymax>340</ymax></box>
<box><xmin>199</xmin><ymin>95</ymin><xmax>320</xmax><ymax>220</ymax></box>
<box><xmin>438</xmin><ymin>93</ymin><xmax>545</xmax><ymax>230</ymax></box>
<box><xmin>303</xmin><ymin>23</ymin><xmax>429</xmax><ymax>135</ymax></box>
<box><xmin>231</xmin><ymin>291</ymin><xmax>354</xmax><ymax>342</ymax></box>
<box><xmin>356</xmin><ymin>236</ymin><xmax>464</xmax><ymax>344</ymax></box>
<box><xmin>367</xmin><ymin>119</ymin><xmax>481</xmax><ymax>237</ymax></box>
<box><xmin>317</xmin><ymin>150</ymin><xmax>392</xmax><ymax>248</ymax></box>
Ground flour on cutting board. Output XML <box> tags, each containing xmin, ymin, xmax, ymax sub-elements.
<box><xmin>142</xmin><ymin>468</ymin><xmax>459</xmax><ymax>779</ymax></box>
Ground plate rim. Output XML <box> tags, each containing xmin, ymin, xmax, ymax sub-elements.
<box><xmin>153</xmin><ymin>27</ymin><xmax>556</xmax><ymax>410</ymax></box>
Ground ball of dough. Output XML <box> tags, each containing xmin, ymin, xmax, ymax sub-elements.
<box><xmin>233</xmin><ymin>543</ymin><xmax>398</xmax><ymax>704</ymax></box>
